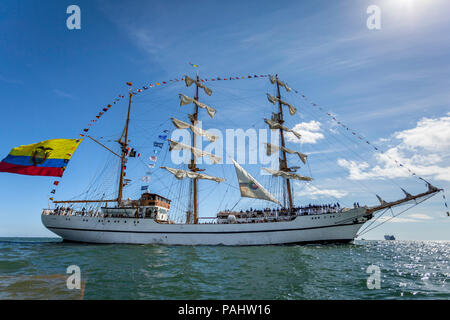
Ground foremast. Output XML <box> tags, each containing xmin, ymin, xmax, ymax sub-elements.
<box><xmin>117</xmin><ymin>90</ymin><xmax>133</xmax><ymax>206</ymax></box>
<box><xmin>53</xmin><ymin>85</ymin><xmax>135</xmax><ymax>206</ymax></box>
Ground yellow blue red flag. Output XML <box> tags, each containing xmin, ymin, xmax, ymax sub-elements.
<box><xmin>0</xmin><ymin>139</ymin><xmax>82</xmax><ymax>177</ymax></box>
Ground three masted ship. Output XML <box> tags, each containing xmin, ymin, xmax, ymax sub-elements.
<box><xmin>41</xmin><ymin>74</ymin><xmax>441</xmax><ymax>245</ymax></box>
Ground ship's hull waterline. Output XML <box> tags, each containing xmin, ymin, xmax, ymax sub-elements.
<box><xmin>42</xmin><ymin>207</ymin><xmax>369</xmax><ymax>245</ymax></box>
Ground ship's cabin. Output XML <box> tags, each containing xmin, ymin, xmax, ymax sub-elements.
<box><xmin>101</xmin><ymin>192</ymin><xmax>171</xmax><ymax>222</ymax></box>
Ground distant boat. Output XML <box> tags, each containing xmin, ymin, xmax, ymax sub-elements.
<box><xmin>384</xmin><ymin>235</ymin><xmax>396</xmax><ymax>240</ymax></box>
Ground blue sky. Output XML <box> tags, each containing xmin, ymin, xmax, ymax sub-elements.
<box><xmin>0</xmin><ymin>0</ymin><xmax>449</xmax><ymax>239</ymax></box>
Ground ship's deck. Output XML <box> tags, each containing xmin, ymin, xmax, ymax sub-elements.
<box><xmin>42</xmin><ymin>205</ymin><xmax>349</xmax><ymax>225</ymax></box>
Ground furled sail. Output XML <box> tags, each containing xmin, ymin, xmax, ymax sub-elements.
<box><xmin>267</xmin><ymin>94</ymin><xmax>296</xmax><ymax>115</ymax></box>
<box><xmin>265</xmin><ymin>143</ymin><xmax>307</xmax><ymax>164</ymax></box>
<box><xmin>262</xmin><ymin>168</ymin><xmax>313</xmax><ymax>181</ymax></box>
<box><xmin>179</xmin><ymin>94</ymin><xmax>216</xmax><ymax>118</ymax></box>
<box><xmin>184</xmin><ymin>76</ymin><xmax>213</xmax><ymax>96</ymax></box>
<box><xmin>264</xmin><ymin>119</ymin><xmax>301</xmax><ymax>140</ymax></box>
<box><xmin>161</xmin><ymin>166</ymin><xmax>224</xmax><ymax>183</ymax></box>
<box><xmin>168</xmin><ymin>140</ymin><xmax>222</xmax><ymax>164</ymax></box>
<box><xmin>231</xmin><ymin>159</ymin><xmax>281</xmax><ymax>205</ymax></box>
<box><xmin>269</xmin><ymin>75</ymin><xmax>291</xmax><ymax>92</ymax></box>
<box><xmin>171</xmin><ymin>118</ymin><xmax>218</xmax><ymax>142</ymax></box>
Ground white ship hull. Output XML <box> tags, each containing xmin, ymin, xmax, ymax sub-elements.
<box><xmin>42</xmin><ymin>207</ymin><xmax>369</xmax><ymax>245</ymax></box>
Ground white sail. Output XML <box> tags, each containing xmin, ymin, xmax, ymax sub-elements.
<box><xmin>171</xmin><ymin>118</ymin><xmax>218</xmax><ymax>142</ymax></box>
<box><xmin>262</xmin><ymin>168</ymin><xmax>312</xmax><ymax>181</ymax></box>
<box><xmin>161</xmin><ymin>166</ymin><xmax>224</xmax><ymax>183</ymax></box>
<box><xmin>184</xmin><ymin>76</ymin><xmax>213</xmax><ymax>96</ymax></box>
<box><xmin>231</xmin><ymin>159</ymin><xmax>281</xmax><ymax>205</ymax></box>
<box><xmin>179</xmin><ymin>94</ymin><xmax>216</xmax><ymax>118</ymax></box>
<box><xmin>269</xmin><ymin>75</ymin><xmax>291</xmax><ymax>92</ymax></box>
<box><xmin>265</xmin><ymin>143</ymin><xmax>307</xmax><ymax>164</ymax></box>
<box><xmin>264</xmin><ymin>119</ymin><xmax>301</xmax><ymax>139</ymax></box>
<box><xmin>267</xmin><ymin>94</ymin><xmax>296</xmax><ymax>115</ymax></box>
<box><xmin>168</xmin><ymin>140</ymin><xmax>222</xmax><ymax>164</ymax></box>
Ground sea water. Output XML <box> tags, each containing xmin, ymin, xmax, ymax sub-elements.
<box><xmin>0</xmin><ymin>238</ymin><xmax>448</xmax><ymax>299</ymax></box>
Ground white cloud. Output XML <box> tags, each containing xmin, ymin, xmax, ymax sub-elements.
<box><xmin>376</xmin><ymin>213</ymin><xmax>433</xmax><ymax>223</ymax></box>
<box><xmin>0</xmin><ymin>75</ymin><xmax>22</xmax><ymax>85</ymax></box>
<box><xmin>286</xmin><ymin>120</ymin><xmax>324</xmax><ymax>144</ymax></box>
<box><xmin>338</xmin><ymin>113</ymin><xmax>450</xmax><ymax>181</ymax></box>
<box><xmin>408</xmin><ymin>213</ymin><xmax>433</xmax><ymax>220</ymax></box>
<box><xmin>394</xmin><ymin>113</ymin><xmax>450</xmax><ymax>152</ymax></box>
<box><xmin>53</xmin><ymin>89</ymin><xmax>75</xmax><ymax>100</ymax></box>
<box><xmin>295</xmin><ymin>184</ymin><xmax>348</xmax><ymax>199</ymax></box>
<box><xmin>376</xmin><ymin>216</ymin><xmax>417</xmax><ymax>223</ymax></box>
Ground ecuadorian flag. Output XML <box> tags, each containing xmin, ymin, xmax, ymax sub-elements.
<box><xmin>0</xmin><ymin>139</ymin><xmax>82</xmax><ymax>177</ymax></box>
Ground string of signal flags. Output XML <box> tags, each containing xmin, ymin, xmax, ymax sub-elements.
<box><xmin>49</xmin><ymin>73</ymin><xmax>269</xmax><ymax>201</ymax></box>
<box><xmin>47</xmin><ymin>71</ymin><xmax>436</xmax><ymax>199</ymax></box>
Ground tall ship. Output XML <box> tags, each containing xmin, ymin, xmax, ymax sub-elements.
<box><xmin>38</xmin><ymin>74</ymin><xmax>442</xmax><ymax>245</ymax></box>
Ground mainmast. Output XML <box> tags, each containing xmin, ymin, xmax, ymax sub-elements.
<box><xmin>190</xmin><ymin>75</ymin><xmax>200</xmax><ymax>224</ymax></box>
<box><xmin>117</xmin><ymin>91</ymin><xmax>133</xmax><ymax>206</ymax></box>
<box><xmin>275</xmin><ymin>74</ymin><xmax>294</xmax><ymax>209</ymax></box>
<box><xmin>166</xmin><ymin>75</ymin><xmax>223</xmax><ymax>224</ymax></box>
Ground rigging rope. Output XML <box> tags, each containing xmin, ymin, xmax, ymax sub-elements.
<box><xmin>288</xmin><ymin>84</ymin><xmax>436</xmax><ymax>186</ymax></box>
